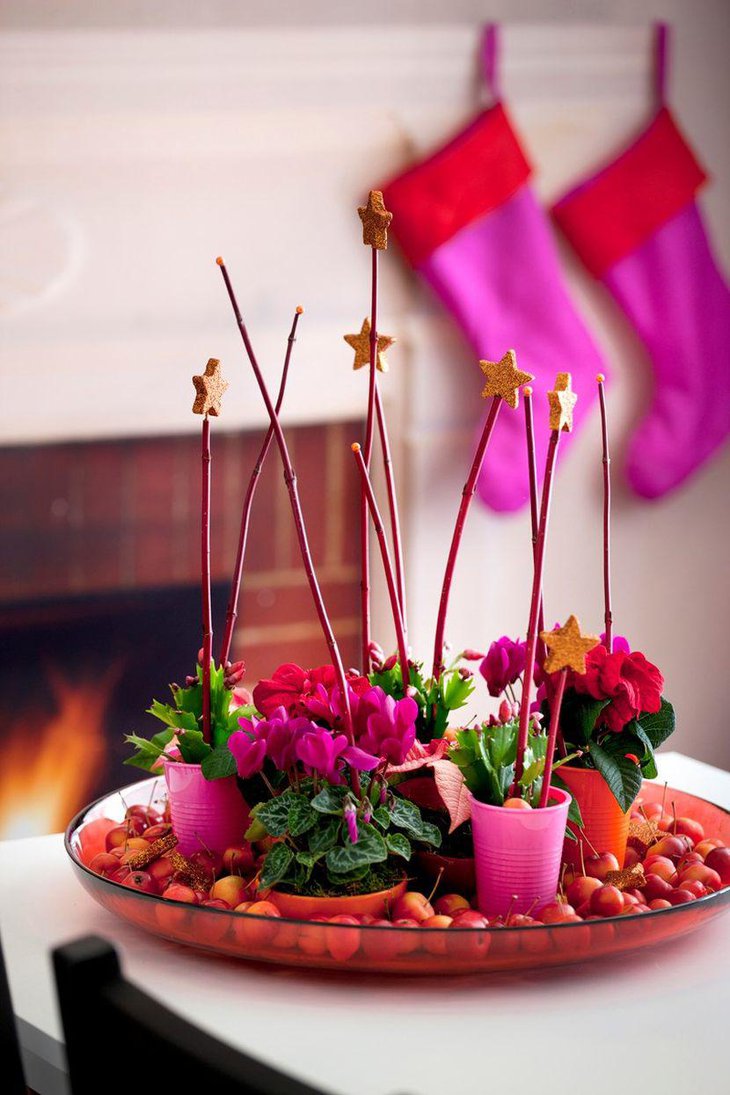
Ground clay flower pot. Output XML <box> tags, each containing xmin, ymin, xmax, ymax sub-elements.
<box><xmin>471</xmin><ymin>788</ymin><xmax>571</xmax><ymax>918</ymax></box>
<box><xmin>163</xmin><ymin>760</ymin><xmax>249</xmax><ymax>857</ymax></box>
<box><xmin>269</xmin><ymin>877</ymin><xmax>407</xmax><ymax>920</ymax></box>
<box><xmin>558</xmin><ymin>765</ymin><xmax>639</xmax><ymax>868</ymax></box>
<box><xmin>415</xmin><ymin>850</ymin><xmax>476</xmax><ymax>895</ymax></box>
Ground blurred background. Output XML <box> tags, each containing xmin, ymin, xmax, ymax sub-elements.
<box><xmin>1</xmin><ymin>0</ymin><xmax>728</xmax><ymax>840</ymax></box>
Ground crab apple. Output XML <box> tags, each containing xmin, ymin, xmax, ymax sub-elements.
<box><xmin>235</xmin><ymin>901</ymin><xmax>281</xmax><ymax>949</ymax></box>
<box><xmin>210</xmin><ymin>876</ymin><xmax>249</xmax><ymax>908</ymax></box>
<box><xmin>108</xmin><ymin>866</ymin><xmax>132</xmax><ymax>884</ymax></box>
<box><xmin>89</xmin><ymin>852</ymin><xmax>123</xmax><ymax>878</ymax></box>
<box><xmin>190</xmin><ymin>848</ymin><xmax>223</xmax><ymax>880</ymax></box>
<box><xmin>433</xmin><ymin>893</ymin><xmax>470</xmax><ymax>917</ymax></box>
<box><xmin>233</xmin><ymin>901</ymin><xmax>254</xmax><ymax>913</ymax></box>
<box><xmin>143</xmin><ymin>823</ymin><xmax>173</xmax><ymax>841</ymax></box>
<box><xmin>676</xmin><ymin>852</ymin><xmax>704</xmax><ymax>872</ymax></box>
<box><xmin>121</xmin><ymin>870</ymin><xmax>158</xmax><ymax>894</ymax></box>
<box><xmin>391</xmin><ymin>919</ymin><xmax>422</xmax><ymax>955</ymax></box>
<box><xmin>623</xmin><ymin>846</ymin><xmax>642</xmax><ymax>868</ymax></box>
<box><xmin>705</xmin><ymin>847</ymin><xmax>730</xmax><ymax>885</ymax></box>
<box><xmin>222</xmin><ymin>844</ymin><xmax>255</xmax><ymax>876</ymax></box>
<box><xmin>667</xmin><ymin>888</ymin><xmax>696</xmax><ymax>906</ymax></box>
<box><xmin>538</xmin><ymin>901</ymin><xmax>576</xmax><ymax>924</ymax></box>
<box><xmin>273</xmin><ymin>920</ymin><xmax>299</xmax><ymax>950</ymax></box>
<box><xmin>362</xmin><ymin>920</ymin><xmax>403</xmax><ymax>960</ymax></box>
<box><xmin>420</xmin><ymin>915</ymin><xmax>454</xmax><ymax>955</ymax></box>
<box><xmin>672</xmin><ymin>817</ymin><xmax>705</xmax><ymax>844</ymax></box>
<box><xmin>163</xmin><ymin>882</ymin><xmax>198</xmax><ymax>903</ymax></box>
<box><xmin>447</xmin><ymin>915</ymin><xmax>490</xmax><ymax>960</ymax></box>
<box><xmin>520</xmin><ymin>923</ymin><xmax>552</xmax><ymax>954</ymax></box>
<box><xmin>125</xmin><ymin>805</ymin><xmax>161</xmax><ymax>828</ymax></box>
<box><xmin>392</xmin><ymin>892</ymin><xmax>434</xmax><ymax>923</ymax></box>
<box><xmin>695</xmin><ymin>839</ymin><xmax>722</xmax><ymax>859</ymax></box>
<box><xmin>298</xmin><ymin>916</ymin><xmax>329</xmax><ymax>957</ymax></box>
<box><xmin>105</xmin><ymin>825</ymin><xmax>136</xmax><ymax>851</ymax></box>
<box><xmin>585</xmin><ymin>853</ymin><xmax>620</xmax><ymax>881</ymax></box>
<box><xmin>325</xmin><ymin>916</ymin><xmax>361</xmax><ymax>961</ymax></box>
<box><xmin>566</xmin><ymin>876</ymin><xmax>602</xmax><ymax>907</ymax></box>
<box><xmin>643</xmin><ymin>855</ymin><xmax>676</xmax><ymax>883</ymax></box>
<box><xmin>643</xmin><ymin>875</ymin><xmax>674</xmax><ymax>902</ymax></box>
<box><xmin>147</xmin><ymin>856</ymin><xmax>175</xmax><ymax>887</ymax></box>
<box><xmin>202</xmin><ymin>897</ymin><xmax>231</xmax><ymax>910</ymax></box>
<box><xmin>622</xmin><ymin>892</ymin><xmax>640</xmax><ymax>908</ymax></box>
<box><xmin>641</xmin><ymin>802</ymin><xmax>663</xmax><ymax>819</ymax></box>
<box><xmin>503</xmin><ymin>797</ymin><xmax>532</xmax><ymax>810</ymax></box>
<box><xmin>649</xmin><ymin>899</ymin><xmax>672</xmax><ymax>910</ymax></box>
<box><xmin>198</xmin><ymin>899</ymin><xmax>232</xmax><ymax>943</ymax></box>
<box><xmin>678</xmin><ymin>864</ymin><xmax>722</xmax><ymax>890</ymax></box>
<box><xmin>648</xmin><ymin>835</ymin><xmax>693</xmax><ymax>861</ymax></box>
<box><xmin>590</xmin><ymin>885</ymin><xmax>624</xmax><ymax>918</ymax></box>
<box><xmin>678</xmin><ymin>880</ymin><xmax>708</xmax><ymax>899</ymax></box>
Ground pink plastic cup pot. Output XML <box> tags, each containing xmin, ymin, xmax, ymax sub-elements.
<box><xmin>471</xmin><ymin>788</ymin><xmax>572</xmax><ymax>918</ymax></box>
<box><xmin>163</xmin><ymin>761</ymin><xmax>250</xmax><ymax>856</ymax></box>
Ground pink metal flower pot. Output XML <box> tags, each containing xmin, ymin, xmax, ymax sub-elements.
<box><xmin>163</xmin><ymin>760</ymin><xmax>250</xmax><ymax>856</ymax></box>
<box><xmin>471</xmin><ymin>788</ymin><xmax>571</xmax><ymax>918</ymax></box>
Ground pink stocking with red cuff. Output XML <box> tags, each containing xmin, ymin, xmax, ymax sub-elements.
<box><xmin>552</xmin><ymin>25</ymin><xmax>730</xmax><ymax>500</ymax></box>
<box><xmin>382</xmin><ymin>25</ymin><xmax>606</xmax><ymax>513</ymax></box>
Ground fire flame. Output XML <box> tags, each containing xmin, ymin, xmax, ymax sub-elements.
<box><xmin>0</xmin><ymin>663</ymin><xmax>121</xmax><ymax>840</ymax></box>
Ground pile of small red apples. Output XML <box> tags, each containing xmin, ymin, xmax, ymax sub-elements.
<box><xmin>84</xmin><ymin>798</ymin><xmax>729</xmax><ymax>962</ymax></box>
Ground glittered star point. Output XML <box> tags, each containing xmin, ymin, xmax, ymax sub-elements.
<box><xmin>358</xmin><ymin>190</ymin><xmax>393</xmax><ymax>250</ymax></box>
<box><xmin>547</xmin><ymin>372</ymin><xmax>577</xmax><ymax>432</ymax></box>
<box><xmin>540</xmin><ymin>615</ymin><xmax>600</xmax><ymax>675</ymax></box>
<box><xmin>192</xmin><ymin>358</ymin><xmax>228</xmax><ymax>416</ymax></box>
<box><xmin>344</xmin><ymin>318</ymin><xmax>395</xmax><ymax>373</ymax></box>
<box><xmin>479</xmin><ymin>350</ymin><xmax>534</xmax><ymax>409</ymax></box>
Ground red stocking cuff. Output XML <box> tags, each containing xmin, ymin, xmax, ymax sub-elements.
<box><xmin>552</xmin><ymin>107</ymin><xmax>707</xmax><ymax>277</ymax></box>
<box><xmin>382</xmin><ymin>103</ymin><xmax>532</xmax><ymax>267</ymax></box>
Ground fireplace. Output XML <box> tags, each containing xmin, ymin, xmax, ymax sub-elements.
<box><xmin>0</xmin><ymin>421</ymin><xmax>362</xmax><ymax>839</ymax></box>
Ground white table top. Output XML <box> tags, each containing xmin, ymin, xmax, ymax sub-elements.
<box><xmin>1</xmin><ymin>751</ymin><xmax>729</xmax><ymax>1095</ymax></box>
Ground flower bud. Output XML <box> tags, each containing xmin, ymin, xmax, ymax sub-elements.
<box><xmin>344</xmin><ymin>801</ymin><xmax>359</xmax><ymax>845</ymax></box>
<box><xmin>382</xmin><ymin>654</ymin><xmax>398</xmax><ymax>672</ymax></box>
<box><xmin>185</xmin><ymin>675</ymin><xmax>197</xmax><ymax>688</ymax></box>
<box><xmin>224</xmin><ymin>659</ymin><xmax>246</xmax><ymax>688</ymax></box>
<box><xmin>458</xmin><ymin>666</ymin><xmax>474</xmax><ymax>680</ymax></box>
<box><xmin>461</xmin><ymin>648</ymin><xmax>485</xmax><ymax>662</ymax></box>
<box><xmin>498</xmin><ymin>699</ymin><xmax>513</xmax><ymax>724</ymax></box>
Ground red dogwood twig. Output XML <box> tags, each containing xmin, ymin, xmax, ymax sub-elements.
<box><xmin>201</xmin><ymin>415</ymin><xmax>212</xmax><ymax>743</ymax></box>
<box><xmin>597</xmin><ymin>374</ymin><xmax>613</xmax><ymax>652</ymax></box>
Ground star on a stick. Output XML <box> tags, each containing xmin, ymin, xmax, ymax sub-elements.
<box><xmin>479</xmin><ymin>350</ymin><xmax>534</xmax><ymax>409</ymax></box>
<box><xmin>548</xmin><ymin>372</ymin><xmax>577</xmax><ymax>432</ymax></box>
<box><xmin>192</xmin><ymin>358</ymin><xmax>228</xmax><ymax>416</ymax></box>
<box><xmin>343</xmin><ymin>318</ymin><xmax>395</xmax><ymax>373</ymax></box>
<box><xmin>540</xmin><ymin>615</ymin><xmax>600</xmax><ymax>675</ymax></box>
<box><xmin>358</xmin><ymin>190</ymin><xmax>392</xmax><ymax>250</ymax></box>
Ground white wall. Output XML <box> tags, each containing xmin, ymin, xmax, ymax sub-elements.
<box><xmin>1</xmin><ymin>2</ymin><xmax>728</xmax><ymax>765</ymax></box>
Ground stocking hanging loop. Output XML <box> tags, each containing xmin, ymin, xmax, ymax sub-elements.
<box><xmin>479</xmin><ymin>23</ymin><xmax>501</xmax><ymax>102</ymax></box>
<box><xmin>654</xmin><ymin>22</ymin><xmax>670</xmax><ymax>107</ymax></box>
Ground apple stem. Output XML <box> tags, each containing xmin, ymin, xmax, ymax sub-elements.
<box><xmin>426</xmin><ymin>867</ymin><xmax>445</xmax><ymax>906</ymax></box>
<box><xmin>219</xmin><ymin>306</ymin><xmax>302</xmax><ymax>667</ymax></box>
<box><xmin>201</xmin><ymin>414</ymin><xmax>213</xmax><ymax>745</ymax></box>
<box><xmin>351</xmin><ymin>444</ymin><xmax>410</xmax><ymax>689</ymax></box>
<box><xmin>660</xmin><ymin>780</ymin><xmax>668</xmax><ymax>819</ymax></box>
<box><xmin>579</xmin><ymin>840</ymin><xmax>586</xmax><ymax>877</ymax></box>
<box><xmin>539</xmin><ymin>667</ymin><xmax>567</xmax><ymax>808</ymax></box>
<box><xmin>432</xmin><ymin>396</ymin><xmax>502</xmax><ymax>680</ymax></box>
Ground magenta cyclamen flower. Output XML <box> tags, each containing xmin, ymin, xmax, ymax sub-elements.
<box><xmin>479</xmin><ymin>636</ymin><xmax>527</xmax><ymax>697</ymax></box>
<box><xmin>354</xmin><ymin>687</ymin><xmax>418</xmax><ymax>766</ymax></box>
<box><xmin>344</xmin><ymin>800</ymin><xmax>358</xmax><ymax>844</ymax></box>
<box><xmin>227</xmin><ymin>729</ymin><xmax>267</xmax><ymax>779</ymax></box>
<box><xmin>295</xmin><ymin>727</ymin><xmax>378</xmax><ymax>785</ymax></box>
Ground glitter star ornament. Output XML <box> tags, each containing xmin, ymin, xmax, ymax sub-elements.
<box><xmin>547</xmin><ymin>372</ymin><xmax>577</xmax><ymax>432</ymax></box>
<box><xmin>358</xmin><ymin>190</ymin><xmax>392</xmax><ymax>250</ymax></box>
<box><xmin>344</xmin><ymin>318</ymin><xmax>395</xmax><ymax>373</ymax></box>
<box><xmin>479</xmin><ymin>350</ymin><xmax>534</xmax><ymax>409</ymax></box>
<box><xmin>540</xmin><ymin>614</ymin><xmax>600</xmax><ymax>674</ymax></box>
<box><xmin>193</xmin><ymin>358</ymin><xmax>228</xmax><ymax>416</ymax></box>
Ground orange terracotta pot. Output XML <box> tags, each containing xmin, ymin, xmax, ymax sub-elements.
<box><xmin>558</xmin><ymin>765</ymin><xmax>640</xmax><ymax>869</ymax></box>
<box><xmin>269</xmin><ymin>877</ymin><xmax>407</xmax><ymax>920</ymax></box>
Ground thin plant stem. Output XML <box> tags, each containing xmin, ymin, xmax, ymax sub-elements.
<box><xmin>597</xmin><ymin>375</ymin><xmax>613</xmax><ymax>652</ymax></box>
<box><xmin>216</xmin><ymin>258</ymin><xmax>354</xmax><ymax>744</ymax></box>
<box><xmin>432</xmin><ymin>396</ymin><xmax>502</xmax><ymax>680</ymax></box>
<box><xmin>201</xmin><ymin>414</ymin><xmax>212</xmax><ymax>744</ymax></box>
<box><xmin>219</xmin><ymin>307</ymin><xmax>302</xmax><ymax>666</ymax></box>
<box><xmin>539</xmin><ymin>667</ymin><xmax>567</xmax><ymax>807</ymax></box>
<box><xmin>515</xmin><ymin>430</ymin><xmax>562</xmax><ymax>781</ymax></box>
<box><xmin>351</xmin><ymin>443</ymin><xmax>410</xmax><ymax>688</ymax></box>
<box><xmin>374</xmin><ymin>384</ymin><xmax>407</xmax><ymax>629</ymax></box>
<box><xmin>359</xmin><ymin>247</ymin><xmax>379</xmax><ymax>672</ymax></box>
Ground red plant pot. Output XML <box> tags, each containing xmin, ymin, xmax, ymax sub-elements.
<box><xmin>415</xmin><ymin>851</ymin><xmax>476</xmax><ymax>895</ymax></box>
<box><xmin>558</xmin><ymin>765</ymin><xmax>639</xmax><ymax>868</ymax></box>
<box><xmin>268</xmin><ymin>877</ymin><xmax>407</xmax><ymax>920</ymax></box>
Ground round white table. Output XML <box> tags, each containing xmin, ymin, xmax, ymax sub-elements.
<box><xmin>1</xmin><ymin>751</ymin><xmax>728</xmax><ymax>1095</ymax></box>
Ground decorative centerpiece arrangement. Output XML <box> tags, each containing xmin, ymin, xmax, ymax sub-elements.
<box><xmin>69</xmin><ymin>191</ymin><xmax>729</xmax><ymax>971</ymax></box>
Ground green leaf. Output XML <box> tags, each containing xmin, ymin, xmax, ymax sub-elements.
<box><xmin>415</xmin><ymin>821</ymin><xmax>442</xmax><ymax>849</ymax></box>
<box><xmin>294</xmin><ymin>849</ymin><xmax>324</xmax><ymax>883</ymax></box>
<box><xmin>251</xmin><ymin>792</ymin><xmax>294</xmax><ymax>837</ymax></box>
<box><xmin>386</xmin><ymin>832</ymin><xmax>412</xmax><ymax>860</ymax></box>
<box><xmin>311</xmin><ymin>784</ymin><xmax>347</xmax><ymax>815</ymax></box>
<box><xmin>637</xmin><ymin>699</ymin><xmax>675</xmax><ymax>750</ymax></box>
<box><xmin>325</xmin><ymin>826</ymin><xmax>388</xmax><ymax>873</ymax></box>
<box><xmin>487</xmin><ymin>721</ymin><xmax>518</xmax><ymax>770</ymax></box>
<box><xmin>442</xmin><ymin>671</ymin><xmax>475</xmax><ymax>712</ymax></box>
<box><xmin>244</xmin><ymin>817</ymin><xmax>268</xmax><ymax>842</ymax></box>
<box><xmin>589</xmin><ymin>743</ymin><xmax>643</xmax><ymax>812</ymax></box>
<box><xmin>287</xmin><ymin>796</ymin><xmax>319</xmax><ymax>838</ymax></box>
<box><xmin>327</xmin><ymin>864</ymin><xmax>370</xmax><ymax>885</ymax></box>
<box><xmin>559</xmin><ymin>693</ymin><xmax>610</xmax><ymax>744</ymax></box>
<box><xmin>372</xmin><ymin>805</ymin><xmax>391</xmax><ymax>830</ymax></box>
<box><xmin>201</xmin><ymin>744</ymin><xmax>237</xmax><ymax>780</ymax></box>
<box><xmin>176</xmin><ymin>729</ymin><xmax>211</xmax><ymax>765</ymax></box>
<box><xmin>308</xmin><ymin>818</ymin><xmax>341</xmax><ymax>854</ymax></box>
<box><xmin>389</xmin><ymin>796</ymin><xmax>426</xmax><ymax>838</ymax></box>
<box><xmin>147</xmin><ymin>700</ymin><xmax>198</xmax><ymax>733</ymax></box>
<box><xmin>259</xmin><ymin>843</ymin><xmax>294</xmax><ymax>889</ymax></box>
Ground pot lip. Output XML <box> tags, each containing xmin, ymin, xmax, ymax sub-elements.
<box><xmin>271</xmin><ymin>875</ymin><xmax>407</xmax><ymax>905</ymax></box>
<box><xmin>469</xmin><ymin>787</ymin><xmax>571</xmax><ymax>814</ymax></box>
<box><xmin>162</xmin><ymin>758</ymin><xmax>203</xmax><ymax>772</ymax></box>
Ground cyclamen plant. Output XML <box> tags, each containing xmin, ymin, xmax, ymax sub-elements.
<box><xmin>227</xmin><ymin>680</ymin><xmax>441</xmax><ymax>895</ymax></box>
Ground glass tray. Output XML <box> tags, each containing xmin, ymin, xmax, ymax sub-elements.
<box><xmin>65</xmin><ymin>777</ymin><xmax>730</xmax><ymax>975</ymax></box>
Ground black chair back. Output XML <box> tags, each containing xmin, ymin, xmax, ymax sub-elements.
<box><xmin>53</xmin><ymin>935</ymin><xmax>326</xmax><ymax>1095</ymax></box>
<box><xmin>0</xmin><ymin>929</ymin><xmax>26</xmax><ymax>1095</ymax></box>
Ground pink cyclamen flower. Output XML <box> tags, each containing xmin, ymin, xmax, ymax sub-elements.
<box><xmin>344</xmin><ymin>801</ymin><xmax>359</xmax><ymax>844</ymax></box>
<box><xmin>227</xmin><ymin>729</ymin><xmax>267</xmax><ymax>779</ymax></box>
<box><xmin>295</xmin><ymin>727</ymin><xmax>378</xmax><ymax>784</ymax></box>
<box><xmin>354</xmin><ymin>687</ymin><xmax>418</xmax><ymax>767</ymax></box>
<box><xmin>479</xmin><ymin>636</ymin><xmax>527</xmax><ymax>697</ymax></box>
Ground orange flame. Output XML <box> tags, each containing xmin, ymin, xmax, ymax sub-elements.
<box><xmin>0</xmin><ymin>663</ymin><xmax>122</xmax><ymax>840</ymax></box>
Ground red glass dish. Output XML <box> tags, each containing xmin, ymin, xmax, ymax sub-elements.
<box><xmin>65</xmin><ymin>777</ymin><xmax>730</xmax><ymax>975</ymax></box>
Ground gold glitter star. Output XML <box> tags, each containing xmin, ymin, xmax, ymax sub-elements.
<box><xmin>547</xmin><ymin>372</ymin><xmax>577</xmax><ymax>432</ymax></box>
<box><xmin>358</xmin><ymin>190</ymin><xmax>392</xmax><ymax>250</ymax></box>
<box><xmin>192</xmin><ymin>358</ymin><xmax>228</xmax><ymax>417</ymax></box>
<box><xmin>540</xmin><ymin>615</ymin><xmax>600</xmax><ymax>675</ymax></box>
<box><xmin>479</xmin><ymin>350</ymin><xmax>534</xmax><ymax>409</ymax></box>
<box><xmin>343</xmin><ymin>318</ymin><xmax>395</xmax><ymax>373</ymax></box>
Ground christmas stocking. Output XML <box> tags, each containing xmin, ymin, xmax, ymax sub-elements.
<box><xmin>552</xmin><ymin>25</ymin><xmax>730</xmax><ymax>499</ymax></box>
<box><xmin>382</xmin><ymin>25</ymin><xmax>606</xmax><ymax>512</ymax></box>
